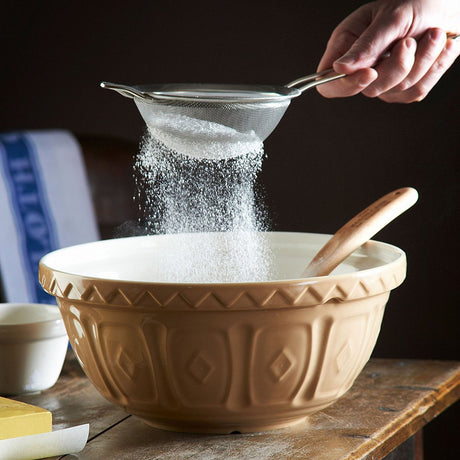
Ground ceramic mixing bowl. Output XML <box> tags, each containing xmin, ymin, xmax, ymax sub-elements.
<box><xmin>39</xmin><ymin>232</ymin><xmax>406</xmax><ymax>433</ymax></box>
<box><xmin>0</xmin><ymin>303</ymin><xmax>68</xmax><ymax>395</ymax></box>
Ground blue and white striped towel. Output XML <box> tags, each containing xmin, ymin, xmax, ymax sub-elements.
<box><xmin>0</xmin><ymin>130</ymin><xmax>100</xmax><ymax>303</ymax></box>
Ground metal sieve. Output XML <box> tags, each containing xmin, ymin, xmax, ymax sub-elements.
<box><xmin>102</xmin><ymin>32</ymin><xmax>459</xmax><ymax>159</ymax></box>
<box><xmin>100</xmin><ymin>69</ymin><xmax>343</xmax><ymax>159</ymax></box>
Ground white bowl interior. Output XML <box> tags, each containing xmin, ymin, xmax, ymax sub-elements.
<box><xmin>40</xmin><ymin>232</ymin><xmax>404</xmax><ymax>284</ymax></box>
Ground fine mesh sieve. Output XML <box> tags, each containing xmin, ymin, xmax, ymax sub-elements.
<box><xmin>100</xmin><ymin>69</ymin><xmax>344</xmax><ymax>159</ymax></box>
<box><xmin>102</xmin><ymin>32</ymin><xmax>460</xmax><ymax>159</ymax></box>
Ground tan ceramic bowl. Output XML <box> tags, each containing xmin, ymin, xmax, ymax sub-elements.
<box><xmin>39</xmin><ymin>232</ymin><xmax>406</xmax><ymax>433</ymax></box>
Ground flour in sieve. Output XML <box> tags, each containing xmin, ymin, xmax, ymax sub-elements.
<box><xmin>144</xmin><ymin>112</ymin><xmax>263</xmax><ymax>160</ymax></box>
<box><xmin>135</xmin><ymin>132</ymin><xmax>274</xmax><ymax>283</ymax></box>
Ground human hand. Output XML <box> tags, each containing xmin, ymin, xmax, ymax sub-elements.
<box><xmin>317</xmin><ymin>0</ymin><xmax>460</xmax><ymax>103</ymax></box>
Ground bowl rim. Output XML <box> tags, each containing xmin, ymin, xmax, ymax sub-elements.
<box><xmin>0</xmin><ymin>303</ymin><xmax>67</xmax><ymax>341</ymax></box>
<box><xmin>38</xmin><ymin>232</ymin><xmax>407</xmax><ymax>310</ymax></box>
<box><xmin>39</xmin><ymin>232</ymin><xmax>406</xmax><ymax>285</ymax></box>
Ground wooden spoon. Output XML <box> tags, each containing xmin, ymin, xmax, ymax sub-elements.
<box><xmin>301</xmin><ymin>187</ymin><xmax>418</xmax><ymax>278</ymax></box>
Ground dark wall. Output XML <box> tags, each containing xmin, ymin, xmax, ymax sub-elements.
<box><xmin>1</xmin><ymin>1</ymin><xmax>458</xmax><ymax>456</ymax></box>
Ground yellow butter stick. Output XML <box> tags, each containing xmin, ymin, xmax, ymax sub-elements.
<box><xmin>0</xmin><ymin>396</ymin><xmax>52</xmax><ymax>440</ymax></box>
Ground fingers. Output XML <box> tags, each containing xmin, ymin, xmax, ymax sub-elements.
<box><xmin>317</xmin><ymin>28</ymin><xmax>459</xmax><ymax>102</ymax></box>
<box><xmin>316</xmin><ymin>1</ymin><xmax>416</xmax><ymax>99</ymax></box>
<box><xmin>317</xmin><ymin>35</ymin><xmax>418</xmax><ymax>99</ymax></box>
<box><xmin>332</xmin><ymin>3</ymin><xmax>414</xmax><ymax>74</ymax></box>
<box><xmin>362</xmin><ymin>37</ymin><xmax>417</xmax><ymax>98</ymax></box>
<box><xmin>317</xmin><ymin>3</ymin><xmax>373</xmax><ymax>72</ymax></box>
<box><xmin>378</xmin><ymin>34</ymin><xmax>460</xmax><ymax>103</ymax></box>
<box><xmin>316</xmin><ymin>68</ymin><xmax>378</xmax><ymax>98</ymax></box>
<box><xmin>317</xmin><ymin>29</ymin><xmax>362</xmax><ymax>72</ymax></box>
<box><xmin>318</xmin><ymin>36</ymin><xmax>418</xmax><ymax>99</ymax></box>
<box><xmin>316</xmin><ymin>0</ymin><xmax>459</xmax><ymax>102</ymax></box>
<box><xmin>392</xmin><ymin>28</ymin><xmax>447</xmax><ymax>92</ymax></box>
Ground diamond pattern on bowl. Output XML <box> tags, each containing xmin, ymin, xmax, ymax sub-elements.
<box><xmin>188</xmin><ymin>352</ymin><xmax>214</xmax><ymax>384</ymax></box>
<box><xmin>269</xmin><ymin>349</ymin><xmax>294</xmax><ymax>383</ymax></box>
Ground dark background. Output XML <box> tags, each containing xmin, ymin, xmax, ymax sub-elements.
<box><xmin>1</xmin><ymin>1</ymin><xmax>458</xmax><ymax>457</ymax></box>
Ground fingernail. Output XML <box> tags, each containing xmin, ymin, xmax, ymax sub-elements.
<box><xmin>429</xmin><ymin>28</ymin><xmax>443</xmax><ymax>41</ymax></box>
<box><xmin>358</xmin><ymin>76</ymin><xmax>371</xmax><ymax>88</ymax></box>
<box><xmin>335</xmin><ymin>54</ymin><xmax>356</xmax><ymax>66</ymax></box>
<box><xmin>405</xmin><ymin>38</ymin><xmax>416</xmax><ymax>51</ymax></box>
<box><xmin>359</xmin><ymin>69</ymin><xmax>378</xmax><ymax>86</ymax></box>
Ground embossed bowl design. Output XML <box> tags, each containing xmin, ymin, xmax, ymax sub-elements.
<box><xmin>39</xmin><ymin>232</ymin><xmax>406</xmax><ymax>433</ymax></box>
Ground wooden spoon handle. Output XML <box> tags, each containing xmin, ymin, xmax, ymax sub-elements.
<box><xmin>302</xmin><ymin>187</ymin><xmax>418</xmax><ymax>278</ymax></box>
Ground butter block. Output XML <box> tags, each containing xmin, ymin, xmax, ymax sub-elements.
<box><xmin>0</xmin><ymin>397</ymin><xmax>52</xmax><ymax>440</ymax></box>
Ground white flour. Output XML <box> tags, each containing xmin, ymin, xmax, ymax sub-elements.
<box><xmin>134</xmin><ymin>97</ymin><xmax>264</xmax><ymax>160</ymax></box>
<box><xmin>135</xmin><ymin>130</ymin><xmax>273</xmax><ymax>283</ymax></box>
<box><xmin>146</xmin><ymin>113</ymin><xmax>263</xmax><ymax>160</ymax></box>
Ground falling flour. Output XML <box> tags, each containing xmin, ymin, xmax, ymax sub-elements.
<box><xmin>135</xmin><ymin>124</ymin><xmax>274</xmax><ymax>283</ymax></box>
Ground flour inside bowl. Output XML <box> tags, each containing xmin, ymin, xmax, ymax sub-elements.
<box><xmin>135</xmin><ymin>130</ymin><xmax>274</xmax><ymax>283</ymax></box>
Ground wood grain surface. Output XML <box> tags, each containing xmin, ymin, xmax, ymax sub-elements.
<box><xmin>13</xmin><ymin>353</ymin><xmax>459</xmax><ymax>459</ymax></box>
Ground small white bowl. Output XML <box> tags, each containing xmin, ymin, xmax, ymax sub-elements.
<box><xmin>0</xmin><ymin>303</ymin><xmax>68</xmax><ymax>395</ymax></box>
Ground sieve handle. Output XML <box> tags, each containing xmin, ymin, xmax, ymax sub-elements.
<box><xmin>100</xmin><ymin>82</ymin><xmax>151</xmax><ymax>100</ymax></box>
<box><xmin>285</xmin><ymin>69</ymin><xmax>345</xmax><ymax>93</ymax></box>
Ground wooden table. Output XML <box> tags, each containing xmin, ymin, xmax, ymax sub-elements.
<box><xmin>13</xmin><ymin>353</ymin><xmax>459</xmax><ymax>459</ymax></box>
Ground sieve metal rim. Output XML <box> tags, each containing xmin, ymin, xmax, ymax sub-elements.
<box><xmin>101</xmin><ymin>81</ymin><xmax>302</xmax><ymax>105</ymax></box>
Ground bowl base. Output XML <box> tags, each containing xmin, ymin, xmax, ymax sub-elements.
<box><xmin>141</xmin><ymin>415</ymin><xmax>309</xmax><ymax>434</ymax></box>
